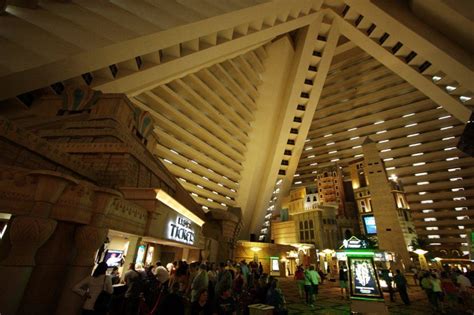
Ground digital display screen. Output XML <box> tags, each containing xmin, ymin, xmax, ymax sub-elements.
<box><xmin>104</xmin><ymin>250</ymin><xmax>123</xmax><ymax>267</ymax></box>
<box><xmin>363</xmin><ymin>215</ymin><xmax>377</xmax><ymax>235</ymax></box>
<box><xmin>348</xmin><ymin>256</ymin><xmax>383</xmax><ymax>299</ymax></box>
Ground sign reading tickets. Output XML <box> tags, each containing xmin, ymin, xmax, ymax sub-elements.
<box><xmin>168</xmin><ymin>216</ymin><xmax>195</xmax><ymax>245</ymax></box>
<box><xmin>348</xmin><ymin>256</ymin><xmax>383</xmax><ymax>299</ymax></box>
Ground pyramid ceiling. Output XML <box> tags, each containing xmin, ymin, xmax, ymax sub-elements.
<box><xmin>0</xmin><ymin>0</ymin><xmax>472</xmax><ymax>249</ymax></box>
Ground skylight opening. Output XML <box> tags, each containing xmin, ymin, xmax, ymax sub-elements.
<box><xmin>446</xmin><ymin>85</ymin><xmax>457</xmax><ymax>92</ymax></box>
<box><xmin>374</xmin><ymin>120</ymin><xmax>384</xmax><ymax>125</ymax></box>
<box><xmin>163</xmin><ymin>159</ymin><xmax>173</xmax><ymax>164</ymax></box>
<box><xmin>418</xmin><ymin>192</ymin><xmax>427</xmax><ymax>195</ymax></box>
<box><xmin>407</xmin><ymin>133</ymin><xmax>419</xmax><ymax>137</ymax></box>
<box><xmin>412</xmin><ymin>152</ymin><xmax>424</xmax><ymax>156</ymax></box>
<box><xmin>202</xmin><ymin>206</ymin><xmax>208</xmax><ymax>210</ymax></box>
<box><xmin>329</xmin><ymin>150</ymin><xmax>337</xmax><ymax>154</ymax></box>
<box><xmin>423</xmin><ymin>209</ymin><xmax>434</xmax><ymax>213</ymax></box>
<box><xmin>421</xmin><ymin>200</ymin><xmax>433</xmax><ymax>204</ymax></box>
<box><xmin>354</xmin><ymin>154</ymin><xmax>364</xmax><ymax>158</ymax></box>
<box><xmin>305</xmin><ymin>146</ymin><xmax>313</xmax><ymax>151</ymax></box>
<box><xmin>424</xmin><ymin>218</ymin><xmax>436</xmax><ymax>222</ymax></box>
<box><xmin>350</xmin><ymin>137</ymin><xmax>360</xmax><ymax>140</ymax></box>
<box><xmin>444</xmin><ymin>147</ymin><xmax>456</xmax><ymax>151</ymax></box>
<box><xmin>295</xmin><ymin>181</ymin><xmax>302</xmax><ymax>184</ymax></box>
<box><xmin>197</xmin><ymin>185</ymin><xmax>204</xmax><ymax>189</ymax></box>
<box><xmin>326</xmin><ymin>142</ymin><xmax>335</xmax><ymax>146</ymax></box>
<box><xmin>450</xmin><ymin>177</ymin><xmax>463</xmax><ymax>181</ymax></box>
<box><xmin>191</xmin><ymin>193</ymin><xmax>198</xmax><ymax>197</ymax></box>
<box><xmin>459</xmin><ymin>96</ymin><xmax>471</xmax><ymax>102</ymax></box>
<box><xmin>426</xmin><ymin>226</ymin><xmax>438</xmax><ymax>230</ymax></box>
<box><xmin>403</xmin><ymin>113</ymin><xmax>415</xmax><ymax>117</ymax></box>
<box><xmin>386</xmin><ymin>166</ymin><xmax>395</xmax><ymax>170</ymax></box>
<box><xmin>308</xmin><ymin>155</ymin><xmax>315</xmax><ymax>158</ymax></box>
<box><xmin>432</xmin><ymin>76</ymin><xmax>442</xmax><ymax>82</ymax></box>
<box><xmin>405</xmin><ymin>123</ymin><xmax>417</xmax><ymax>128</ymax></box>
<box><xmin>378</xmin><ymin>139</ymin><xmax>389</xmax><ymax>144</ymax></box>
<box><xmin>438</xmin><ymin>115</ymin><xmax>451</xmax><ymax>120</ymax></box>
<box><xmin>446</xmin><ymin>157</ymin><xmax>459</xmax><ymax>161</ymax></box>
<box><xmin>409</xmin><ymin>143</ymin><xmax>421</xmax><ymax>147</ymax></box>
<box><xmin>330</xmin><ymin>158</ymin><xmax>340</xmax><ymax>162</ymax></box>
<box><xmin>348</xmin><ymin>127</ymin><xmax>358</xmax><ymax>131</ymax></box>
<box><xmin>190</xmin><ymin>160</ymin><xmax>198</xmax><ymax>164</ymax></box>
<box><xmin>310</xmin><ymin>162</ymin><xmax>318</xmax><ymax>166</ymax></box>
<box><xmin>207</xmin><ymin>198</ymin><xmax>214</xmax><ymax>202</ymax></box>
<box><xmin>170</xmin><ymin>149</ymin><xmax>179</xmax><ymax>155</ymax></box>
<box><xmin>440</xmin><ymin>126</ymin><xmax>453</xmax><ymax>130</ymax></box>
<box><xmin>413</xmin><ymin>162</ymin><xmax>426</xmax><ymax>166</ymax></box>
<box><xmin>324</xmin><ymin>134</ymin><xmax>333</xmax><ymax>137</ymax></box>
<box><xmin>383</xmin><ymin>158</ymin><xmax>393</xmax><ymax>161</ymax></box>
<box><xmin>428</xmin><ymin>235</ymin><xmax>440</xmax><ymax>239</ymax></box>
<box><xmin>376</xmin><ymin>130</ymin><xmax>387</xmax><ymax>134</ymax></box>
<box><xmin>381</xmin><ymin>148</ymin><xmax>391</xmax><ymax>152</ymax></box>
<box><xmin>352</xmin><ymin>145</ymin><xmax>361</xmax><ymax>149</ymax></box>
<box><xmin>415</xmin><ymin>172</ymin><xmax>427</xmax><ymax>176</ymax></box>
<box><xmin>417</xmin><ymin>181</ymin><xmax>430</xmax><ymax>185</ymax></box>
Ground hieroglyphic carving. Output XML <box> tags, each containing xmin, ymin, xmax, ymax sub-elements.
<box><xmin>1</xmin><ymin>216</ymin><xmax>57</xmax><ymax>266</ymax></box>
<box><xmin>61</xmin><ymin>85</ymin><xmax>101</xmax><ymax>112</ymax></box>
<box><xmin>73</xmin><ymin>225</ymin><xmax>107</xmax><ymax>266</ymax></box>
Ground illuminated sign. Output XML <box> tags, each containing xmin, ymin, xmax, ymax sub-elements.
<box><xmin>341</xmin><ymin>236</ymin><xmax>368</xmax><ymax>249</ymax></box>
<box><xmin>168</xmin><ymin>216</ymin><xmax>195</xmax><ymax>245</ymax></box>
<box><xmin>348</xmin><ymin>256</ymin><xmax>383</xmax><ymax>299</ymax></box>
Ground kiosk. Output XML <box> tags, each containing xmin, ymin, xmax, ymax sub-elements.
<box><xmin>342</xmin><ymin>236</ymin><xmax>388</xmax><ymax>314</ymax></box>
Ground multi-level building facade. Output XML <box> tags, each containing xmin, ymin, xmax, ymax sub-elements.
<box><xmin>316</xmin><ymin>165</ymin><xmax>346</xmax><ymax>215</ymax></box>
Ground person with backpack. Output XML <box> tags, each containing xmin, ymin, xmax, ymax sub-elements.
<box><xmin>73</xmin><ymin>262</ymin><xmax>113</xmax><ymax>315</ymax></box>
<box><xmin>123</xmin><ymin>262</ymin><xmax>143</xmax><ymax>315</ymax></box>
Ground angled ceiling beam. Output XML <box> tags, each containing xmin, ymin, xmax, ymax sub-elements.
<box><xmin>276</xmin><ymin>14</ymin><xmax>341</xmax><ymax>215</ymax></box>
<box><xmin>0</xmin><ymin>0</ymin><xmax>320</xmax><ymax>101</ymax></box>
<box><xmin>336</xmin><ymin>14</ymin><xmax>472</xmax><ymax>123</ymax></box>
<box><xmin>343</xmin><ymin>0</ymin><xmax>473</xmax><ymax>91</ymax></box>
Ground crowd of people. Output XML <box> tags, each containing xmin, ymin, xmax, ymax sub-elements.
<box><xmin>73</xmin><ymin>257</ymin><xmax>474</xmax><ymax>315</ymax></box>
<box><xmin>73</xmin><ymin>259</ymin><xmax>289</xmax><ymax>315</ymax></box>
<box><xmin>418</xmin><ymin>268</ymin><xmax>474</xmax><ymax>313</ymax></box>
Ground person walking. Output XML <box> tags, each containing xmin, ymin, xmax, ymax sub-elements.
<box><xmin>304</xmin><ymin>265</ymin><xmax>321</xmax><ymax>306</ymax></box>
<box><xmin>431</xmin><ymin>273</ymin><xmax>443</xmax><ymax>312</ymax></box>
<box><xmin>294</xmin><ymin>266</ymin><xmax>305</xmax><ymax>299</ymax></box>
<box><xmin>421</xmin><ymin>272</ymin><xmax>435</xmax><ymax>310</ymax></box>
<box><xmin>381</xmin><ymin>269</ymin><xmax>395</xmax><ymax>302</ymax></box>
<box><xmin>73</xmin><ymin>262</ymin><xmax>113</xmax><ymax>315</ymax></box>
<box><xmin>393</xmin><ymin>269</ymin><xmax>410</xmax><ymax>305</ymax></box>
<box><xmin>339</xmin><ymin>264</ymin><xmax>348</xmax><ymax>300</ymax></box>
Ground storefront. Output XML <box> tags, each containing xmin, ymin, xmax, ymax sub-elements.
<box><xmin>99</xmin><ymin>189</ymin><xmax>207</xmax><ymax>277</ymax></box>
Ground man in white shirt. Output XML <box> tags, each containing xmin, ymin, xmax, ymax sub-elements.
<box><xmin>155</xmin><ymin>261</ymin><xmax>170</xmax><ymax>285</ymax></box>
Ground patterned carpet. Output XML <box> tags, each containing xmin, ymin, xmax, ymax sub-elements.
<box><xmin>277</xmin><ymin>277</ymin><xmax>444</xmax><ymax>315</ymax></box>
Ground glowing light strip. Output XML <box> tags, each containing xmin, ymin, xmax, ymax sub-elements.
<box><xmin>155</xmin><ymin>189</ymin><xmax>205</xmax><ymax>226</ymax></box>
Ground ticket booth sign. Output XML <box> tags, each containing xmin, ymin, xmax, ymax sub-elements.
<box><xmin>348</xmin><ymin>256</ymin><xmax>383</xmax><ymax>300</ymax></box>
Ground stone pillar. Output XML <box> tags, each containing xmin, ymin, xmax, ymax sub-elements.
<box><xmin>55</xmin><ymin>225</ymin><xmax>108</xmax><ymax>315</ymax></box>
<box><xmin>0</xmin><ymin>216</ymin><xmax>57</xmax><ymax>315</ymax></box>
<box><xmin>18</xmin><ymin>222</ymin><xmax>76</xmax><ymax>315</ymax></box>
<box><xmin>55</xmin><ymin>187</ymin><xmax>121</xmax><ymax>314</ymax></box>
